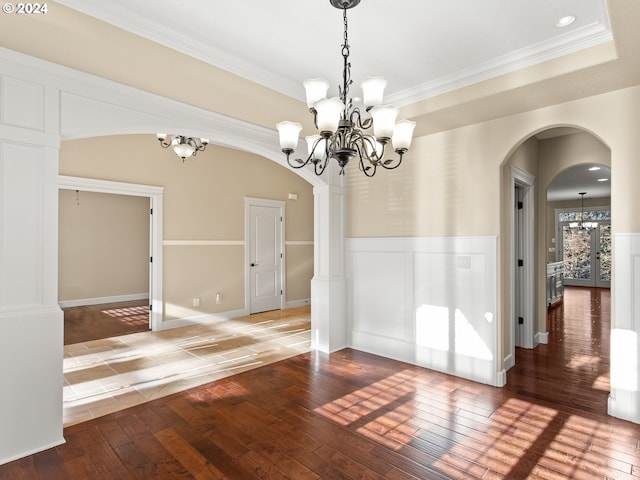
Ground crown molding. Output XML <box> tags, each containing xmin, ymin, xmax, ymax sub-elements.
<box><xmin>54</xmin><ymin>0</ymin><xmax>305</xmax><ymax>102</ymax></box>
<box><xmin>51</xmin><ymin>1</ymin><xmax>613</xmax><ymax>107</ymax></box>
<box><xmin>386</xmin><ymin>22</ymin><xmax>613</xmax><ymax>106</ymax></box>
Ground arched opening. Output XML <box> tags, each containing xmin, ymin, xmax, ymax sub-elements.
<box><xmin>58</xmin><ymin>133</ymin><xmax>317</xmax><ymax>424</ymax></box>
<box><xmin>502</xmin><ymin>126</ymin><xmax>612</xmax><ymax>411</ymax></box>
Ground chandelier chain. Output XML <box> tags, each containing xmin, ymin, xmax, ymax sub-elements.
<box><xmin>340</xmin><ymin>7</ymin><xmax>352</xmax><ymax>111</ymax></box>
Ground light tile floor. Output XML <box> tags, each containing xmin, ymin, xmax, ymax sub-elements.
<box><xmin>63</xmin><ymin>306</ymin><xmax>311</xmax><ymax>426</ymax></box>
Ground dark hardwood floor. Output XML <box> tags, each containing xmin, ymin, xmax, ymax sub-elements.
<box><xmin>63</xmin><ymin>300</ymin><xmax>150</xmax><ymax>345</ymax></box>
<box><xmin>4</xmin><ymin>287</ymin><xmax>639</xmax><ymax>479</ymax></box>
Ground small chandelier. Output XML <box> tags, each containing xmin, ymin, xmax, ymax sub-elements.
<box><xmin>276</xmin><ymin>0</ymin><xmax>416</xmax><ymax>176</ymax></box>
<box><xmin>156</xmin><ymin>134</ymin><xmax>209</xmax><ymax>161</ymax></box>
<box><xmin>570</xmin><ymin>192</ymin><xmax>598</xmax><ymax>230</ymax></box>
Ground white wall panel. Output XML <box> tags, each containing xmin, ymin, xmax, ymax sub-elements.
<box><xmin>0</xmin><ymin>307</ymin><xmax>63</xmax><ymax>463</ymax></box>
<box><xmin>608</xmin><ymin>233</ymin><xmax>640</xmax><ymax>423</ymax></box>
<box><xmin>0</xmin><ymin>141</ymin><xmax>44</xmax><ymax>308</ymax></box>
<box><xmin>0</xmin><ymin>68</ymin><xmax>64</xmax><ymax>465</ymax></box>
<box><xmin>347</xmin><ymin>236</ymin><xmax>500</xmax><ymax>386</ymax></box>
<box><xmin>351</xmin><ymin>251</ymin><xmax>407</xmax><ymax>340</ymax></box>
<box><xmin>1</xmin><ymin>76</ymin><xmax>45</xmax><ymax>131</ymax></box>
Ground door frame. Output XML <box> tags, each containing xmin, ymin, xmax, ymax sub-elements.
<box><xmin>509</xmin><ymin>166</ymin><xmax>536</xmax><ymax>367</ymax></box>
<box><xmin>58</xmin><ymin>175</ymin><xmax>164</xmax><ymax>331</ymax></box>
<box><xmin>244</xmin><ymin>197</ymin><xmax>285</xmax><ymax>314</ymax></box>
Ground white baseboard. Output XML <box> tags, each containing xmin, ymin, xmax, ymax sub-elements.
<box><xmin>58</xmin><ymin>293</ymin><xmax>149</xmax><ymax>308</ymax></box>
<box><xmin>0</xmin><ymin>437</ymin><xmax>65</xmax><ymax>467</ymax></box>
<box><xmin>504</xmin><ymin>353</ymin><xmax>514</xmax><ymax>371</ymax></box>
<box><xmin>285</xmin><ymin>298</ymin><xmax>311</xmax><ymax>308</ymax></box>
<box><xmin>535</xmin><ymin>331</ymin><xmax>549</xmax><ymax>345</ymax></box>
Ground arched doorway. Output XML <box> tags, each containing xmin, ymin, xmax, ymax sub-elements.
<box><xmin>502</xmin><ymin>126</ymin><xmax>612</xmax><ymax>395</ymax></box>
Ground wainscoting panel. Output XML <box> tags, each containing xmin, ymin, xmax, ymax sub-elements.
<box><xmin>350</xmin><ymin>250</ymin><xmax>409</xmax><ymax>341</ymax></box>
<box><xmin>0</xmin><ymin>141</ymin><xmax>44</xmax><ymax>309</ymax></box>
<box><xmin>608</xmin><ymin>233</ymin><xmax>640</xmax><ymax>423</ymax></box>
<box><xmin>347</xmin><ymin>236</ymin><xmax>500</xmax><ymax>386</ymax></box>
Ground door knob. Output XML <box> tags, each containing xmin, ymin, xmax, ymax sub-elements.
<box><xmin>251</xmin><ymin>263</ymin><xmax>258</xmax><ymax>267</ymax></box>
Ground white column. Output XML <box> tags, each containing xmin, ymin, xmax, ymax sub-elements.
<box><xmin>311</xmin><ymin>162</ymin><xmax>348</xmax><ymax>353</ymax></box>
<box><xmin>0</xmin><ymin>76</ymin><xmax>65</xmax><ymax>464</ymax></box>
<box><xmin>608</xmin><ymin>233</ymin><xmax>640</xmax><ymax>423</ymax></box>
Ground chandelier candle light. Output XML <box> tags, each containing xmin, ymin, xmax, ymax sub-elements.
<box><xmin>157</xmin><ymin>134</ymin><xmax>209</xmax><ymax>161</ymax></box>
<box><xmin>276</xmin><ymin>0</ymin><xmax>416</xmax><ymax>176</ymax></box>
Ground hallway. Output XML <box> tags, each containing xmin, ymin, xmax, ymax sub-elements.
<box><xmin>507</xmin><ymin>287</ymin><xmax>611</xmax><ymax>416</ymax></box>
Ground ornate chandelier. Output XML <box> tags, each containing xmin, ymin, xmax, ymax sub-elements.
<box><xmin>156</xmin><ymin>134</ymin><xmax>209</xmax><ymax>161</ymax></box>
<box><xmin>276</xmin><ymin>0</ymin><xmax>416</xmax><ymax>176</ymax></box>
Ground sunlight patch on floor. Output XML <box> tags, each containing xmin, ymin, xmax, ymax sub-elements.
<box><xmin>63</xmin><ymin>306</ymin><xmax>311</xmax><ymax>426</ymax></box>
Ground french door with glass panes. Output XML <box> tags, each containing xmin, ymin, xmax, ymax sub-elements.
<box><xmin>558</xmin><ymin>208</ymin><xmax>611</xmax><ymax>288</ymax></box>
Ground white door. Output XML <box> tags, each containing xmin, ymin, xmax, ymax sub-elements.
<box><xmin>247</xmin><ymin>201</ymin><xmax>284</xmax><ymax>314</ymax></box>
<box><xmin>561</xmin><ymin>221</ymin><xmax>611</xmax><ymax>288</ymax></box>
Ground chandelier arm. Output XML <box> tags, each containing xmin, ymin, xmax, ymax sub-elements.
<box><xmin>310</xmin><ymin>108</ymin><xmax>319</xmax><ymax>130</ymax></box>
<box><xmin>358</xmin><ymin>153</ymin><xmax>377</xmax><ymax>177</ymax></box>
<box><xmin>379</xmin><ymin>152</ymin><xmax>404</xmax><ymax>170</ymax></box>
<box><xmin>353</xmin><ymin>140</ymin><xmax>377</xmax><ymax>177</ymax></box>
<box><xmin>284</xmin><ymin>150</ymin><xmax>316</xmax><ymax>170</ymax></box>
<box><xmin>349</xmin><ymin>107</ymin><xmax>373</xmax><ymax>130</ymax></box>
<box><xmin>314</xmin><ymin>158</ymin><xmax>329</xmax><ymax>176</ymax></box>
<box><xmin>359</xmin><ymin>134</ymin><xmax>383</xmax><ymax>164</ymax></box>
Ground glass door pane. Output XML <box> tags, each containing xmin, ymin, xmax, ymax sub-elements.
<box><xmin>562</xmin><ymin>226</ymin><xmax>592</xmax><ymax>285</ymax></box>
<box><xmin>597</xmin><ymin>223</ymin><xmax>611</xmax><ymax>287</ymax></box>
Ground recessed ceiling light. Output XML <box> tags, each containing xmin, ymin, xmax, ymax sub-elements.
<box><xmin>597</xmin><ymin>178</ymin><xmax>609</xmax><ymax>182</ymax></box>
<box><xmin>556</xmin><ymin>15</ymin><xmax>576</xmax><ymax>27</ymax></box>
<box><xmin>588</xmin><ymin>166</ymin><xmax>601</xmax><ymax>171</ymax></box>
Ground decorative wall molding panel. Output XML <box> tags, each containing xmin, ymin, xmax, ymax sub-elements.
<box><xmin>347</xmin><ymin>236</ymin><xmax>501</xmax><ymax>386</ymax></box>
<box><xmin>608</xmin><ymin>233</ymin><xmax>640</xmax><ymax>423</ymax></box>
<box><xmin>0</xmin><ymin>66</ymin><xmax>64</xmax><ymax>465</ymax></box>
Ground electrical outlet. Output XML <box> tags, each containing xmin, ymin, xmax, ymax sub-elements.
<box><xmin>193</xmin><ymin>297</ymin><xmax>200</xmax><ymax>308</ymax></box>
<box><xmin>456</xmin><ymin>255</ymin><xmax>471</xmax><ymax>269</ymax></box>
<box><xmin>216</xmin><ymin>293</ymin><xmax>222</xmax><ymax>304</ymax></box>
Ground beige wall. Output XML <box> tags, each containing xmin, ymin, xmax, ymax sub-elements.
<box><xmin>346</xmin><ymin>124</ymin><xmax>501</xmax><ymax>237</ymax></box>
<box><xmin>347</xmin><ymin>85</ymin><xmax>640</xmax><ymax>370</ymax></box>
<box><xmin>59</xmin><ymin>135</ymin><xmax>314</xmax><ymax>321</ymax></box>
<box><xmin>58</xmin><ymin>190</ymin><xmax>149</xmax><ymax>301</ymax></box>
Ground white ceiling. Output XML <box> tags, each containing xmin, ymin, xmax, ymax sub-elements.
<box><xmin>55</xmin><ymin>0</ymin><xmax>611</xmax><ymax>106</ymax></box>
<box><xmin>54</xmin><ymin>0</ymin><xmax>613</xmax><ymax>202</ymax></box>
<box><xmin>547</xmin><ymin>163</ymin><xmax>611</xmax><ymax>202</ymax></box>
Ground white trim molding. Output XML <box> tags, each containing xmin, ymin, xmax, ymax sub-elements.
<box><xmin>58</xmin><ymin>175</ymin><xmax>164</xmax><ymax>331</ymax></box>
<box><xmin>510</xmin><ymin>165</ymin><xmax>536</xmax><ymax>354</ymax></box>
<box><xmin>164</xmin><ymin>240</ymin><xmax>244</xmax><ymax>246</ymax></box>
